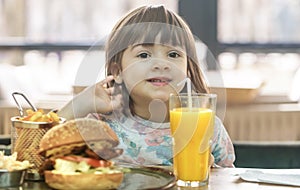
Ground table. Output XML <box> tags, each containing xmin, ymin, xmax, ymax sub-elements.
<box><xmin>206</xmin><ymin>168</ymin><xmax>300</xmax><ymax>190</ymax></box>
<box><xmin>5</xmin><ymin>168</ymin><xmax>300</xmax><ymax>190</ymax></box>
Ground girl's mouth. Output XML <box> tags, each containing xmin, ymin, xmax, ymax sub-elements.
<box><xmin>146</xmin><ymin>77</ymin><xmax>171</xmax><ymax>86</ymax></box>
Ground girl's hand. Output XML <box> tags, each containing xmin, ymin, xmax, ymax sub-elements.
<box><xmin>91</xmin><ymin>75</ymin><xmax>123</xmax><ymax>113</ymax></box>
<box><xmin>209</xmin><ymin>154</ymin><xmax>215</xmax><ymax>168</ymax></box>
<box><xmin>58</xmin><ymin>75</ymin><xmax>123</xmax><ymax>120</ymax></box>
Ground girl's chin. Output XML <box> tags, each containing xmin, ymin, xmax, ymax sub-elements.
<box><xmin>131</xmin><ymin>87</ymin><xmax>176</xmax><ymax>103</ymax></box>
<box><xmin>150</xmin><ymin>93</ymin><xmax>171</xmax><ymax>102</ymax></box>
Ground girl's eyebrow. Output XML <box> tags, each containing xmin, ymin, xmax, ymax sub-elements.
<box><xmin>130</xmin><ymin>43</ymin><xmax>185</xmax><ymax>53</ymax></box>
<box><xmin>130</xmin><ymin>43</ymin><xmax>152</xmax><ymax>50</ymax></box>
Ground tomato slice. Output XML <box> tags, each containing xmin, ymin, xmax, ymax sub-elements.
<box><xmin>61</xmin><ymin>155</ymin><xmax>112</xmax><ymax>168</ymax></box>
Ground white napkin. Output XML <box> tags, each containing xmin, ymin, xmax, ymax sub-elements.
<box><xmin>239</xmin><ymin>170</ymin><xmax>300</xmax><ymax>187</ymax></box>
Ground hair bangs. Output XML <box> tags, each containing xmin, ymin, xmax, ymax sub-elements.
<box><xmin>125</xmin><ymin>22</ymin><xmax>189</xmax><ymax>52</ymax></box>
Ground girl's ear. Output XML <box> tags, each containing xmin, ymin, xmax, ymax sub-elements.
<box><xmin>114</xmin><ymin>74</ymin><xmax>123</xmax><ymax>84</ymax></box>
<box><xmin>110</xmin><ymin>62</ymin><xmax>123</xmax><ymax>84</ymax></box>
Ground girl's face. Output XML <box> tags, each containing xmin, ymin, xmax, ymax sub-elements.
<box><xmin>120</xmin><ymin>43</ymin><xmax>187</xmax><ymax>105</ymax></box>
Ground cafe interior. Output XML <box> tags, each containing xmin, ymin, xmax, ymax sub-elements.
<box><xmin>1</xmin><ymin>0</ymin><xmax>300</xmax><ymax>176</ymax></box>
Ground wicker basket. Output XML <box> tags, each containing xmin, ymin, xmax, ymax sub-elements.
<box><xmin>11</xmin><ymin>117</ymin><xmax>64</xmax><ymax>180</ymax></box>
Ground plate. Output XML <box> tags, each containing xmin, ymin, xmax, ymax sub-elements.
<box><xmin>15</xmin><ymin>166</ymin><xmax>176</xmax><ymax>190</ymax></box>
<box><xmin>118</xmin><ymin>166</ymin><xmax>176</xmax><ymax>190</ymax></box>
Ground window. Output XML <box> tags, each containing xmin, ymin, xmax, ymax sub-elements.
<box><xmin>218</xmin><ymin>0</ymin><xmax>300</xmax><ymax>44</ymax></box>
<box><xmin>179</xmin><ymin>0</ymin><xmax>300</xmax><ymax>100</ymax></box>
<box><xmin>0</xmin><ymin>0</ymin><xmax>178</xmax><ymax>101</ymax></box>
<box><xmin>0</xmin><ymin>0</ymin><xmax>178</xmax><ymax>42</ymax></box>
<box><xmin>217</xmin><ymin>0</ymin><xmax>300</xmax><ymax>99</ymax></box>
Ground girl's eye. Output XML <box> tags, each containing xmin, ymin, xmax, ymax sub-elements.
<box><xmin>137</xmin><ymin>52</ymin><xmax>150</xmax><ymax>58</ymax></box>
<box><xmin>168</xmin><ymin>51</ymin><xmax>180</xmax><ymax>58</ymax></box>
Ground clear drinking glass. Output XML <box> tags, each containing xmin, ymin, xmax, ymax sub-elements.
<box><xmin>169</xmin><ymin>93</ymin><xmax>217</xmax><ymax>187</ymax></box>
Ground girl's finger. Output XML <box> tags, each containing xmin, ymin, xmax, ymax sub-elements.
<box><xmin>105</xmin><ymin>87</ymin><xmax>114</xmax><ymax>95</ymax></box>
<box><xmin>99</xmin><ymin>75</ymin><xmax>115</xmax><ymax>87</ymax></box>
<box><xmin>209</xmin><ymin>154</ymin><xmax>215</xmax><ymax>168</ymax></box>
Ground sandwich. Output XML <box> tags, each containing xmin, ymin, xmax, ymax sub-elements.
<box><xmin>39</xmin><ymin>118</ymin><xmax>124</xmax><ymax>190</ymax></box>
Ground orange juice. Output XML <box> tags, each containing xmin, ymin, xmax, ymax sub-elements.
<box><xmin>170</xmin><ymin>107</ymin><xmax>214</xmax><ymax>181</ymax></box>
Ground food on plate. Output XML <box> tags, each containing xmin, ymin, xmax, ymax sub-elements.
<box><xmin>39</xmin><ymin>118</ymin><xmax>124</xmax><ymax>190</ymax></box>
<box><xmin>18</xmin><ymin>109</ymin><xmax>60</xmax><ymax>123</ymax></box>
<box><xmin>0</xmin><ymin>151</ymin><xmax>33</xmax><ymax>171</ymax></box>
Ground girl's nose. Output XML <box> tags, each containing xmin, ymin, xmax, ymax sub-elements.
<box><xmin>151</xmin><ymin>60</ymin><xmax>171</xmax><ymax>71</ymax></box>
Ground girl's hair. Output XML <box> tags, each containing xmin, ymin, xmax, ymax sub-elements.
<box><xmin>105</xmin><ymin>5</ymin><xmax>209</xmax><ymax>113</ymax></box>
<box><xmin>105</xmin><ymin>5</ymin><xmax>209</xmax><ymax>93</ymax></box>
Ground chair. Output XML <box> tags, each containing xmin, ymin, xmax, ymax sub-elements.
<box><xmin>233</xmin><ymin>141</ymin><xmax>300</xmax><ymax>169</ymax></box>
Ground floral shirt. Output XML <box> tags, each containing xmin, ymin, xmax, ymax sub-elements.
<box><xmin>87</xmin><ymin>110</ymin><xmax>235</xmax><ymax>167</ymax></box>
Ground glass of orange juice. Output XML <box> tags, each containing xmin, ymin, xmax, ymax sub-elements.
<box><xmin>169</xmin><ymin>93</ymin><xmax>217</xmax><ymax>187</ymax></box>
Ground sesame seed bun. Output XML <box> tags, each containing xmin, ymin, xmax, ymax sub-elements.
<box><xmin>39</xmin><ymin>118</ymin><xmax>124</xmax><ymax>190</ymax></box>
<box><xmin>39</xmin><ymin>118</ymin><xmax>119</xmax><ymax>159</ymax></box>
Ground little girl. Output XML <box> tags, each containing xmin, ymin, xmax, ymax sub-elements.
<box><xmin>58</xmin><ymin>5</ymin><xmax>235</xmax><ymax>167</ymax></box>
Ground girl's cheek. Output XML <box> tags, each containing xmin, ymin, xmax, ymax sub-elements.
<box><xmin>122</xmin><ymin>74</ymin><xmax>143</xmax><ymax>93</ymax></box>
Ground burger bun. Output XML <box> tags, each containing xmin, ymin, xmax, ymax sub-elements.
<box><xmin>45</xmin><ymin>170</ymin><xmax>123</xmax><ymax>190</ymax></box>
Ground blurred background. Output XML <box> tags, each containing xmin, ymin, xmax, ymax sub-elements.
<box><xmin>1</xmin><ymin>0</ymin><xmax>300</xmax><ymax>168</ymax></box>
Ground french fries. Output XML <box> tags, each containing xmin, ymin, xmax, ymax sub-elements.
<box><xmin>19</xmin><ymin>109</ymin><xmax>60</xmax><ymax>123</ymax></box>
<box><xmin>0</xmin><ymin>151</ymin><xmax>33</xmax><ymax>171</ymax></box>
